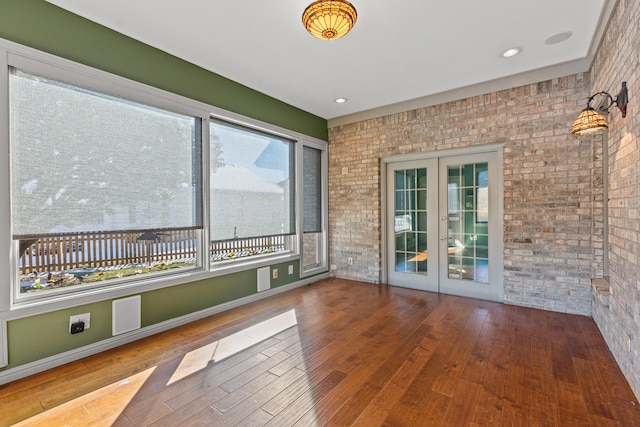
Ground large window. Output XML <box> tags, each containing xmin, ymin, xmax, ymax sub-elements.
<box><xmin>301</xmin><ymin>145</ymin><xmax>326</xmax><ymax>273</ymax></box>
<box><xmin>10</xmin><ymin>67</ymin><xmax>203</xmax><ymax>298</ymax></box>
<box><xmin>209</xmin><ymin>119</ymin><xmax>295</xmax><ymax>262</ymax></box>
<box><xmin>3</xmin><ymin>43</ymin><xmax>327</xmax><ymax>305</ymax></box>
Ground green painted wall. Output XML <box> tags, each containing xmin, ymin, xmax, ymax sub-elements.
<box><xmin>7</xmin><ymin>301</ymin><xmax>113</xmax><ymax>367</ymax></box>
<box><xmin>6</xmin><ymin>260</ymin><xmax>304</xmax><ymax>369</ymax></box>
<box><xmin>142</xmin><ymin>261</ymin><xmax>300</xmax><ymax>326</ymax></box>
<box><xmin>0</xmin><ymin>0</ymin><xmax>324</xmax><ymax>372</ymax></box>
<box><xmin>0</xmin><ymin>0</ymin><xmax>328</xmax><ymax>140</ymax></box>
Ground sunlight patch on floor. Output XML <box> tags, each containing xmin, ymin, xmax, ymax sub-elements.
<box><xmin>168</xmin><ymin>309</ymin><xmax>298</xmax><ymax>385</ymax></box>
<box><xmin>13</xmin><ymin>366</ymin><xmax>156</xmax><ymax>427</ymax></box>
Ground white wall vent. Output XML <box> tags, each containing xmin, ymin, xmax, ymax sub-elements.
<box><xmin>257</xmin><ymin>266</ymin><xmax>271</xmax><ymax>292</ymax></box>
<box><xmin>112</xmin><ymin>295</ymin><xmax>141</xmax><ymax>336</ymax></box>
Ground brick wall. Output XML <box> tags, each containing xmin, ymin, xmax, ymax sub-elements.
<box><xmin>589</xmin><ymin>0</ymin><xmax>640</xmax><ymax>399</ymax></box>
<box><xmin>328</xmin><ymin>74</ymin><xmax>599</xmax><ymax>316</ymax></box>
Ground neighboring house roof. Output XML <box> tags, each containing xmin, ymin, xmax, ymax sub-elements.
<box><xmin>211</xmin><ymin>164</ymin><xmax>284</xmax><ymax>194</ymax></box>
<box><xmin>254</xmin><ymin>140</ymin><xmax>290</xmax><ymax>171</ymax></box>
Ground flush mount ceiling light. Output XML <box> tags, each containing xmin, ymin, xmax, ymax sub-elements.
<box><xmin>302</xmin><ymin>0</ymin><xmax>357</xmax><ymax>41</ymax></box>
<box><xmin>335</xmin><ymin>97</ymin><xmax>347</xmax><ymax>103</ymax></box>
<box><xmin>571</xmin><ymin>82</ymin><xmax>629</xmax><ymax>136</ymax></box>
<box><xmin>501</xmin><ymin>47</ymin><xmax>522</xmax><ymax>58</ymax></box>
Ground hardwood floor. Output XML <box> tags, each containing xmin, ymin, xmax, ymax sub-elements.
<box><xmin>1</xmin><ymin>278</ymin><xmax>639</xmax><ymax>426</ymax></box>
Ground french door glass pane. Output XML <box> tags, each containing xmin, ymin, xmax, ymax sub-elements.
<box><xmin>447</xmin><ymin>162</ymin><xmax>489</xmax><ymax>283</ymax></box>
<box><xmin>394</xmin><ymin>168</ymin><xmax>428</xmax><ymax>274</ymax></box>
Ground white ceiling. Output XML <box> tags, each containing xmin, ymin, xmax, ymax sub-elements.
<box><xmin>46</xmin><ymin>0</ymin><xmax>609</xmax><ymax>123</ymax></box>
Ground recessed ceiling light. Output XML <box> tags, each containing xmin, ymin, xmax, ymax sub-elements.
<box><xmin>501</xmin><ymin>47</ymin><xmax>522</xmax><ymax>58</ymax></box>
<box><xmin>545</xmin><ymin>31</ymin><xmax>573</xmax><ymax>45</ymax></box>
<box><xmin>335</xmin><ymin>98</ymin><xmax>347</xmax><ymax>103</ymax></box>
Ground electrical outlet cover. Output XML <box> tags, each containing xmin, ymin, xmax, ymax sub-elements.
<box><xmin>69</xmin><ymin>313</ymin><xmax>91</xmax><ymax>333</ymax></box>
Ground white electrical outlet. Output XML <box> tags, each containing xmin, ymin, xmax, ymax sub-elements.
<box><xmin>330</xmin><ymin>264</ymin><xmax>337</xmax><ymax>271</ymax></box>
<box><xmin>288</xmin><ymin>265</ymin><xmax>294</xmax><ymax>275</ymax></box>
<box><xmin>272</xmin><ymin>268</ymin><xmax>278</xmax><ymax>279</ymax></box>
<box><xmin>347</xmin><ymin>257</ymin><xmax>353</xmax><ymax>266</ymax></box>
<box><xmin>69</xmin><ymin>313</ymin><xmax>91</xmax><ymax>333</ymax></box>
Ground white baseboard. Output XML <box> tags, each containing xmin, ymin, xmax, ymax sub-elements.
<box><xmin>0</xmin><ymin>273</ymin><xmax>327</xmax><ymax>385</ymax></box>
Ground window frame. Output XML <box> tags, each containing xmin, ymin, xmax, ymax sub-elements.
<box><xmin>298</xmin><ymin>139</ymin><xmax>329</xmax><ymax>277</ymax></box>
<box><xmin>208</xmin><ymin>116</ymin><xmax>296</xmax><ymax>260</ymax></box>
<box><xmin>0</xmin><ymin>38</ymin><xmax>328</xmax><ymax>313</ymax></box>
<box><xmin>5</xmin><ymin>53</ymin><xmax>210</xmax><ymax>307</ymax></box>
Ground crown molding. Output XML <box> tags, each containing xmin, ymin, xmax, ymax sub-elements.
<box><xmin>328</xmin><ymin>58</ymin><xmax>590</xmax><ymax>128</ymax></box>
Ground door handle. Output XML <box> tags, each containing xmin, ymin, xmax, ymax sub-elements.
<box><xmin>440</xmin><ymin>236</ymin><xmax>447</xmax><ymax>240</ymax></box>
<box><xmin>440</xmin><ymin>216</ymin><xmax>447</xmax><ymax>220</ymax></box>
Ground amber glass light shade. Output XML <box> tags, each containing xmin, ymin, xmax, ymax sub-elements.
<box><xmin>302</xmin><ymin>0</ymin><xmax>357</xmax><ymax>40</ymax></box>
<box><xmin>571</xmin><ymin>107</ymin><xmax>609</xmax><ymax>136</ymax></box>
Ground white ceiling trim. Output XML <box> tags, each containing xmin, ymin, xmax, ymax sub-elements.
<box><xmin>328</xmin><ymin>57</ymin><xmax>590</xmax><ymax>128</ymax></box>
<box><xmin>329</xmin><ymin>1</ymin><xmax>617</xmax><ymax>128</ymax></box>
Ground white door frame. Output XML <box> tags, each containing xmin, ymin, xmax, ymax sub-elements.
<box><xmin>380</xmin><ymin>144</ymin><xmax>504</xmax><ymax>301</ymax></box>
<box><xmin>385</xmin><ymin>159</ymin><xmax>439</xmax><ymax>292</ymax></box>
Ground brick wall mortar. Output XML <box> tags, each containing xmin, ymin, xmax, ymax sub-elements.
<box><xmin>589</xmin><ymin>0</ymin><xmax>640</xmax><ymax>400</ymax></box>
<box><xmin>328</xmin><ymin>74</ymin><xmax>597</xmax><ymax>316</ymax></box>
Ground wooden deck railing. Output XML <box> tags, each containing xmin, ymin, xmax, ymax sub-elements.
<box><xmin>19</xmin><ymin>231</ymin><xmax>288</xmax><ymax>274</ymax></box>
<box><xmin>19</xmin><ymin>230</ymin><xmax>197</xmax><ymax>274</ymax></box>
<box><xmin>209</xmin><ymin>235</ymin><xmax>287</xmax><ymax>262</ymax></box>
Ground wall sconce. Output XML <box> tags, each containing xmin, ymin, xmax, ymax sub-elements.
<box><xmin>571</xmin><ymin>81</ymin><xmax>628</xmax><ymax>136</ymax></box>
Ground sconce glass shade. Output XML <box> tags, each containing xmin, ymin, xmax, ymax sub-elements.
<box><xmin>571</xmin><ymin>106</ymin><xmax>609</xmax><ymax>136</ymax></box>
<box><xmin>572</xmin><ymin>82</ymin><xmax>628</xmax><ymax>136</ymax></box>
<box><xmin>302</xmin><ymin>0</ymin><xmax>357</xmax><ymax>40</ymax></box>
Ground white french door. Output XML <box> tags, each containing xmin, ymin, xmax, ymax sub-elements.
<box><xmin>386</xmin><ymin>151</ymin><xmax>502</xmax><ymax>301</ymax></box>
<box><xmin>386</xmin><ymin>159</ymin><xmax>439</xmax><ymax>292</ymax></box>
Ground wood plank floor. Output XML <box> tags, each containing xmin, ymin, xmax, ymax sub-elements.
<box><xmin>1</xmin><ymin>278</ymin><xmax>639</xmax><ymax>426</ymax></box>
